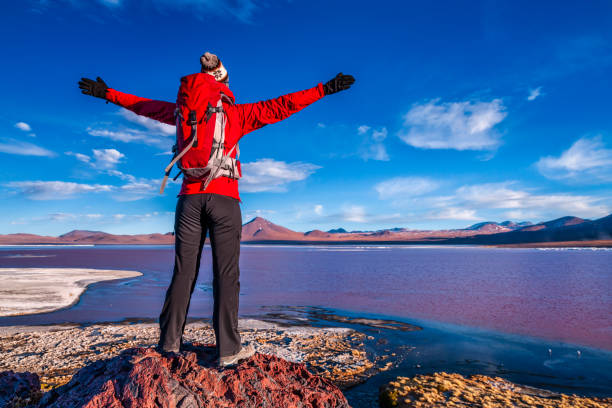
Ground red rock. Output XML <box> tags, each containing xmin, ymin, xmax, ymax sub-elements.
<box><xmin>39</xmin><ymin>343</ymin><xmax>350</xmax><ymax>408</ymax></box>
<box><xmin>0</xmin><ymin>370</ymin><xmax>40</xmax><ymax>407</ymax></box>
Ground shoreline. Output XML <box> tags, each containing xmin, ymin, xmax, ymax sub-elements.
<box><xmin>2</xmin><ymin>239</ymin><xmax>612</xmax><ymax>248</ymax></box>
<box><xmin>1</xmin><ymin>318</ymin><xmax>610</xmax><ymax>407</ymax></box>
<box><xmin>0</xmin><ymin>268</ymin><xmax>143</xmax><ymax>317</ymax></box>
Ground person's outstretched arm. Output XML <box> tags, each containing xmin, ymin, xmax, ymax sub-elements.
<box><xmin>237</xmin><ymin>73</ymin><xmax>355</xmax><ymax>136</ymax></box>
<box><xmin>79</xmin><ymin>77</ymin><xmax>176</xmax><ymax>125</ymax></box>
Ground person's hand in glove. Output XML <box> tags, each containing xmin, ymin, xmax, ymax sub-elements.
<box><xmin>78</xmin><ymin>77</ymin><xmax>109</xmax><ymax>99</ymax></box>
<box><xmin>323</xmin><ymin>73</ymin><xmax>355</xmax><ymax>95</ymax></box>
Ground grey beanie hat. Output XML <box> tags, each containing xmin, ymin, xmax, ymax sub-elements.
<box><xmin>200</xmin><ymin>52</ymin><xmax>228</xmax><ymax>83</ymax></box>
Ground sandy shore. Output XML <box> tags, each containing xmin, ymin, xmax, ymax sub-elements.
<box><xmin>0</xmin><ymin>268</ymin><xmax>142</xmax><ymax>317</ymax></box>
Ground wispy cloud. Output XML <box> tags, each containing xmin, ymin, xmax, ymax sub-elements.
<box><xmin>240</xmin><ymin>159</ymin><xmax>320</xmax><ymax>192</ymax></box>
<box><xmin>118</xmin><ymin>109</ymin><xmax>175</xmax><ymax>136</ymax></box>
<box><xmin>375</xmin><ymin>177</ymin><xmax>438</xmax><ymax>200</ymax></box>
<box><xmin>106</xmin><ymin>170</ymin><xmax>163</xmax><ymax>201</ymax></box>
<box><xmin>527</xmin><ymin>87</ymin><xmax>542</xmax><ymax>101</ymax></box>
<box><xmin>83</xmin><ymin>0</ymin><xmax>260</xmax><ymax>22</ymax></box>
<box><xmin>0</xmin><ymin>139</ymin><xmax>55</xmax><ymax>157</ymax></box>
<box><xmin>149</xmin><ymin>0</ymin><xmax>259</xmax><ymax>22</ymax></box>
<box><xmin>87</xmin><ymin>127</ymin><xmax>169</xmax><ymax>147</ymax></box>
<box><xmin>4</xmin><ymin>181</ymin><xmax>113</xmax><ymax>200</ymax></box>
<box><xmin>536</xmin><ymin>136</ymin><xmax>612</xmax><ymax>182</ymax></box>
<box><xmin>342</xmin><ymin>205</ymin><xmax>367</xmax><ymax>223</ymax></box>
<box><xmin>359</xmin><ymin>125</ymin><xmax>389</xmax><ymax>161</ymax></box>
<box><xmin>427</xmin><ymin>207</ymin><xmax>481</xmax><ymax>221</ymax></box>
<box><xmin>242</xmin><ymin>209</ymin><xmax>277</xmax><ymax>222</ymax></box>
<box><xmin>99</xmin><ymin>0</ymin><xmax>121</xmax><ymax>6</ymax></box>
<box><xmin>455</xmin><ymin>182</ymin><xmax>609</xmax><ymax>218</ymax></box>
<box><xmin>398</xmin><ymin>98</ymin><xmax>507</xmax><ymax>151</ymax></box>
<box><xmin>117</xmin><ymin>180</ymin><xmax>159</xmax><ymax>201</ymax></box>
<box><xmin>65</xmin><ymin>151</ymin><xmax>91</xmax><ymax>164</ymax></box>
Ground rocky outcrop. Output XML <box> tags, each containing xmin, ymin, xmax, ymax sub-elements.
<box><xmin>379</xmin><ymin>372</ymin><xmax>612</xmax><ymax>408</ymax></box>
<box><xmin>0</xmin><ymin>321</ymin><xmax>376</xmax><ymax>391</ymax></box>
<box><xmin>39</xmin><ymin>344</ymin><xmax>350</xmax><ymax>408</ymax></box>
<box><xmin>0</xmin><ymin>371</ymin><xmax>41</xmax><ymax>408</ymax></box>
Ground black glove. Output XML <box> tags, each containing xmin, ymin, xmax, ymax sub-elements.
<box><xmin>323</xmin><ymin>72</ymin><xmax>355</xmax><ymax>95</ymax></box>
<box><xmin>78</xmin><ymin>77</ymin><xmax>109</xmax><ymax>99</ymax></box>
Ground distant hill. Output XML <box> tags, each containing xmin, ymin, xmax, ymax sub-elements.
<box><xmin>466</xmin><ymin>222</ymin><xmax>512</xmax><ymax>233</ymax></box>
<box><xmin>516</xmin><ymin>216</ymin><xmax>586</xmax><ymax>232</ymax></box>
<box><xmin>1</xmin><ymin>214</ymin><xmax>610</xmax><ymax>246</ymax></box>
<box><xmin>449</xmin><ymin>215</ymin><xmax>610</xmax><ymax>245</ymax></box>
<box><xmin>241</xmin><ymin>217</ymin><xmax>303</xmax><ymax>241</ymax></box>
<box><xmin>0</xmin><ymin>230</ymin><xmax>175</xmax><ymax>245</ymax></box>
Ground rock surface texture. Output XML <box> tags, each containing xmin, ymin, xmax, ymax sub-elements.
<box><xmin>0</xmin><ymin>321</ymin><xmax>376</xmax><ymax>391</ymax></box>
<box><xmin>39</xmin><ymin>344</ymin><xmax>350</xmax><ymax>408</ymax></box>
<box><xmin>0</xmin><ymin>370</ymin><xmax>41</xmax><ymax>408</ymax></box>
<box><xmin>379</xmin><ymin>372</ymin><xmax>612</xmax><ymax>408</ymax></box>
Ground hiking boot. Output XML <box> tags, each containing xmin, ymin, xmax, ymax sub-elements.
<box><xmin>218</xmin><ymin>344</ymin><xmax>255</xmax><ymax>367</ymax></box>
<box><xmin>155</xmin><ymin>344</ymin><xmax>180</xmax><ymax>356</ymax></box>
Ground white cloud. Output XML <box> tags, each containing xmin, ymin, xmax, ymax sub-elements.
<box><xmin>536</xmin><ymin>136</ymin><xmax>612</xmax><ymax>182</ymax></box>
<box><xmin>527</xmin><ymin>87</ymin><xmax>542</xmax><ymax>101</ymax></box>
<box><xmin>363</xmin><ymin>143</ymin><xmax>389</xmax><ymax>161</ymax></box>
<box><xmin>117</xmin><ymin>180</ymin><xmax>159</xmax><ymax>201</ymax></box>
<box><xmin>4</xmin><ymin>181</ymin><xmax>113</xmax><ymax>200</ymax></box>
<box><xmin>14</xmin><ymin>122</ymin><xmax>31</xmax><ymax>132</ymax></box>
<box><xmin>240</xmin><ymin>159</ymin><xmax>320</xmax><ymax>192</ymax></box>
<box><xmin>66</xmin><ymin>148</ymin><xmax>125</xmax><ymax>170</ymax></box>
<box><xmin>375</xmin><ymin>177</ymin><xmax>438</xmax><ymax>200</ymax></box>
<box><xmin>342</xmin><ymin>205</ymin><xmax>367</xmax><ymax>223</ymax></box>
<box><xmin>455</xmin><ymin>182</ymin><xmax>610</xmax><ymax>218</ymax></box>
<box><xmin>65</xmin><ymin>151</ymin><xmax>91</xmax><ymax>163</ymax></box>
<box><xmin>107</xmin><ymin>169</ymin><xmax>136</xmax><ymax>182</ymax></box>
<box><xmin>87</xmin><ymin>127</ymin><xmax>168</xmax><ymax>147</ymax></box>
<box><xmin>357</xmin><ymin>125</ymin><xmax>371</xmax><ymax>135</ymax></box>
<box><xmin>359</xmin><ymin>126</ymin><xmax>389</xmax><ymax>161</ymax></box>
<box><xmin>398</xmin><ymin>98</ymin><xmax>507</xmax><ymax>151</ymax></box>
<box><xmin>0</xmin><ymin>140</ymin><xmax>55</xmax><ymax>157</ymax></box>
<box><xmin>119</xmin><ymin>109</ymin><xmax>175</xmax><ymax>136</ymax></box>
<box><xmin>104</xmin><ymin>170</ymin><xmax>163</xmax><ymax>201</ymax></box>
<box><xmin>427</xmin><ymin>207</ymin><xmax>481</xmax><ymax>221</ymax></box>
<box><xmin>314</xmin><ymin>204</ymin><xmax>323</xmax><ymax>215</ymax></box>
<box><xmin>317</xmin><ymin>123</ymin><xmax>326</xmax><ymax>129</ymax></box>
<box><xmin>92</xmin><ymin>148</ymin><xmax>125</xmax><ymax>169</ymax></box>
<box><xmin>49</xmin><ymin>213</ymin><xmax>74</xmax><ymax>221</ymax></box>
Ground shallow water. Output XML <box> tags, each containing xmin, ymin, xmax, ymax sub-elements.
<box><xmin>0</xmin><ymin>245</ymin><xmax>609</xmax><ymax>350</ymax></box>
<box><xmin>0</xmin><ymin>245</ymin><xmax>611</xmax><ymax>401</ymax></box>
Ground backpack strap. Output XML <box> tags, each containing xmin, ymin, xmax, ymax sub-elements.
<box><xmin>200</xmin><ymin>142</ymin><xmax>238</xmax><ymax>192</ymax></box>
<box><xmin>160</xmin><ymin>110</ymin><xmax>198</xmax><ymax>194</ymax></box>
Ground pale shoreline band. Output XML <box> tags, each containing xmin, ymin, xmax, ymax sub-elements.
<box><xmin>0</xmin><ymin>268</ymin><xmax>143</xmax><ymax>317</ymax></box>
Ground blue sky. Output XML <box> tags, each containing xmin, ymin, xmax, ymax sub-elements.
<box><xmin>1</xmin><ymin>0</ymin><xmax>612</xmax><ymax>235</ymax></box>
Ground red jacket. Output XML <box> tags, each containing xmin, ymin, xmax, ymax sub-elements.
<box><xmin>105</xmin><ymin>80</ymin><xmax>325</xmax><ymax>200</ymax></box>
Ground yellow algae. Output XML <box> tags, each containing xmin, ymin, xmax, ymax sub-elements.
<box><xmin>379</xmin><ymin>372</ymin><xmax>612</xmax><ymax>408</ymax></box>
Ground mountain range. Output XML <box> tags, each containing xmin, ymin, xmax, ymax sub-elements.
<box><xmin>1</xmin><ymin>214</ymin><xmax>610</xmax><ymax>247</ymax></box>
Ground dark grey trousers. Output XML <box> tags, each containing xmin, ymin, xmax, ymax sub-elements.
<box><xmin>159</xmin><ymin>193</ymin><xmax>242</xmax><ymax>357</ymax></box>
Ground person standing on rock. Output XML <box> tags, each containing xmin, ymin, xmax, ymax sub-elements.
<box><xmin>78</xmin><ymin>52</ymin><xmax>355</xmax><ymax>367</ymax></box>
